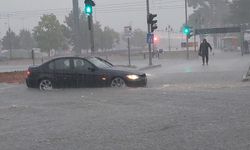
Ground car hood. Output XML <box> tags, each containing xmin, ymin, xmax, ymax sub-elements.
<box><xmin>102</xmin><ymin>66</ymin><xmax>145</xmax><ymax>76</ymax></box>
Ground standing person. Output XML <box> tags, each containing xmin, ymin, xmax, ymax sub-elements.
<box><xmin>199</xmin><ymin>39</ymin><xmax>212</xmax><ymax>65</ymax></box>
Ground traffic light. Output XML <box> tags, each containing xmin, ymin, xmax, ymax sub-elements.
<box><xmin>84</xmin><ymin>0</ymin><xmax>95</xmax><ymax>15</ymax></box>
<box><xmin>153</xmin><ymin>35</ymin><xmax>159</xmax><ymax>43</ymax></box>
<box><xmin>187</xmin><ymin>30</ymin><xmax>193</xmax><ymax>39</ymax></box>
<box><xmin>183</xmin><ymin>25</ymin><xmax>193</xmax><ymax>39</ymax></box>
<box><xmin>183</xmin><ymin>25</ymin><xmax>191</xmax><ymax>35</ymax></box>
<box><xmin>148</xmin><ymin>13</ymin><xmax>158</xmax><ymax>33</ymax></box>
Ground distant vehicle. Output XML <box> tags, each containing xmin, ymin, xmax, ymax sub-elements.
<box><xmin>0</xmin><ymin>50</ymin><xmax>9</xmax><ymax>61</ymax></box>
<box><xmin>26</xmin><ymin>56</ymin><xmax>147</xmax><ymax>90</ymax></box>
<box><xmin>0</xmin><ymin>54</ymin><xmax>8</xmax><ymax>61</ymax></box>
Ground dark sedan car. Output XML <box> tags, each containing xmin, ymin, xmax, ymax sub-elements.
<box><xmin>26</xmin><ymin>57</ymin><xmax>147</xmax><ymax>90</ymax></box>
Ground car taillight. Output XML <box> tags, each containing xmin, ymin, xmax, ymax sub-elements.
<box><xmin>27</xmin><ymin>70</ymin><xmax>31</xmax><ymax>77</ymax></box>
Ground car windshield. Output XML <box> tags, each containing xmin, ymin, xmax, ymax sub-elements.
<box><xmin>86</xmin><ymin>57</ymin><xmax>112</xmax><ymax>69</ymax></box>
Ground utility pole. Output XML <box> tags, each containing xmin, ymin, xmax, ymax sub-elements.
<box><xmin>7</xmin><ymin>14</ymin><xmax>12</xmax><ymax>59</ymax></box>
<box><xmin>7</xmin><ymin>28</ymin><xmax>12</xmax><ymax>59</ymax></box>
<box><xmin>185</xmin><ymin>0</ymin><xmax>189</xmax><ymax>59</ymax></box>
<box><xmin>72</xmin><ymin>0</ymin><xmax>81</xmax><ymax>56</ymax></box>
<box><xmin>146</xmin><ymin>0</ymin><xmax>152</xmax><ymax>66</ymax></box>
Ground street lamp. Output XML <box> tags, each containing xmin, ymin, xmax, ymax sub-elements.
<box><xmin>166</xmin><ymin>25</ymin><xmax>173</xmax><ymax>51</ymax></box>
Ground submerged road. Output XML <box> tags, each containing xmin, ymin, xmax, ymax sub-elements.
<box><xmin>0</xmin><ymin>51</ymin><xmax>250</xmax><ymax>150</ymax></box>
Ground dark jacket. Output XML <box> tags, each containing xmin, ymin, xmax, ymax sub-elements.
<box><xmin>199</xmin><ymin>42</ymin><xmax>212</xmax><ymax>56</ymax></box>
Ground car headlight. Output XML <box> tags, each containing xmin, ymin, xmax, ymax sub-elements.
<box><xmin>126</xmin><ymin>75</ymin><xmax>139</xmax><ymax>80</ymax></box>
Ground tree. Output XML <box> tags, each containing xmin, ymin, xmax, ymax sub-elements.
<box><xmin>33</xmin><ymin>14</ymin><xmax>65</xmax><ymax>55</ymax></box>
<box><xmin>101</xmin><ymin>27</ymin><xmax>120</xmax><ymax>50</ymax></box>
<box><xmin>188</xmin><ymin>0</ymin><xmax>230</xmax><ymax>28</ymax></box>
<box><xmin>228</xmin><ymin>0</ymin><xmax>250</xmax><ymax>24</ymax></box>
<box><xmin>2</xmin><ymin>29</ymin><xmax>20</xmax><ymax>50</ymax></box>
<box><xmin>19</xmin><ymin>29</ymin><xmax>36</xmax><ymax>50</ymax></box>
<box><xmin>60</xmin><ymin>24</ymin><xmax>71</xmax><ymax>51</ymax></box>
<box><xmin>130</xmin><ymin>29</ymin><xmax>147</xmax><ymax>48</ymax></box>
<box><xmin>65</xmin><ymin>11</ymin><xmax>119</xmax><ymax>52</ymax></box>
<box><xmin>65</xmin><ymin>11</ymin><xmax>90</xmax><ymax>51</ymax></box>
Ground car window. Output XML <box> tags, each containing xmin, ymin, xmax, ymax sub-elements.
<box><xmin>48</xmin><ymin>61</ymin><xmax>54</xmax><ymax>70</ymax></box>
<box><xmin>87</xmin><ymin>57</ymin><xmax>112</xmax><ymax>68</ymax></box>
<box><xmin>73</xmin><ymin>59</ymin><xmax>93</xmax><ymax>71</ymax></box>
<box><xmin>55</xmin><ymin>59</ymin><xmax>71</xmax><ymax>71</ymax></box>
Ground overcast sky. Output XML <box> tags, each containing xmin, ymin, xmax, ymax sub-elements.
<box><xmin>0</xmin><ymin>0</ymin><xmax>192</xmax><ymax>37</ymax></box>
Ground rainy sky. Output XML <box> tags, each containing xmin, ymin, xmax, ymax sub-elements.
<box><xmin>0</xmin><ymin>0</ymin><xmax>191</xmax><ymax>36</ymax></box>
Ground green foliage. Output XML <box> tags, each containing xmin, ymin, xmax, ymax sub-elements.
<box><xmin>65</xmin><ymin>11</ymin><xmax>91</xmax><ymax>51</ymax></box>
<box><xmin>33</xmin><ymin>14</ymin><xmax>65</xmax><ymax>54</ymax></box>
<box><xmin>19</xmin><ymin>29</ymin><xmax>36</xmax><ymax>50</ymax></box>
<box><xmin>188</xmin><ymin>0</ymin><xmax>230</xmax><ymax>28</ymax></box>
<box><xmin>130</xmin><ymin>29</ymin><xmax>147</xmax><ymax>48</ymax></box>
<box><xmin>2</xmin><ymin>29</ymin><xmax>20</xmax><ymax>50</ymax></box>
<box><xmin>228</xmin><ymin>0</ymin><xmax>250</xmax><ymax>24</ymax></box>
<box><xmin>101</xmin><ymin>27</ymin><xmax>120</xmax><ymax>50</ymax></box>
<box><xmin>65</xmin><ymin>11</ymin><xmax>119</xmax><ymax>51</ymax></box>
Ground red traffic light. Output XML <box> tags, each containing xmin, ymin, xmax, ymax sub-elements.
<box><xmin>153</xmin><ymin>35</ymin><xmax>160</xmax><ymax>43</ymax></box>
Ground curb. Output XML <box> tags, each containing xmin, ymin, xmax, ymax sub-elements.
<box><xmin>139</xmin><ymin>64</ymin><xmax>162</xmax><ymax>71</ymax></box>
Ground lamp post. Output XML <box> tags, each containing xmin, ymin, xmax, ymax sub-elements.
<box><xmin>166</xmin><ymin>25</ymin><xmax>173</xmax><ymax>51</ymax></box>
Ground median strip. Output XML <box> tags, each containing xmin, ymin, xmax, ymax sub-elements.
<box><xmin>0</xmin><ymin>71</ymin><xmax>26</xmax><ymax>84</ymax></box>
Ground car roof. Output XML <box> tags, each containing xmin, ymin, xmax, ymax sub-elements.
<box><xmin>46</xmin><ymin>56</ymin><xmax>97</xmax><ymax>61</ymax></box>
<box><xmin>42</xmin><ymin>56</ymin><xmax>98</xmax><ymax>65</ymax></box>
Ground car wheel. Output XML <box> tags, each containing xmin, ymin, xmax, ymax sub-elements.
<box><xmin>39</xmin><ymin>79</ymin><xmax>53</xmax><ymax>91</ymax></box>
<box><xmin>110</xmin><ymin>77</ymin><xmax>126</xmax><ymax>88</ymax></box>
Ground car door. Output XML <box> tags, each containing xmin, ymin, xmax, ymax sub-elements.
<box><xmin>72</xmin><ymin>58</ymin><xmax>87</xmax><ymax>87</ymax></box>
<box><xmin>73</xmin><ymin>58</ymin><xmax>106</xmax><ymax>87</ymax></box>
<box><xmin>72</xmin><ymin>58</ymin><xmax>98</xmax><ymax>87</ymax></box>
<box><xmin>54</xmin><ymin>58</ymin><xmax>75</xmax><ymax>88</ymax></box>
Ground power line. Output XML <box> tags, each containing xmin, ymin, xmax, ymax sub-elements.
<box><xmin>0</xmin><ymin>0</ymin><xmax>185</xmax><ymax>17</ymax></box>
<box><xmin>0</xmin><ymin>1</ymin><xmax>186</xmax><ymax>21</ymax></box>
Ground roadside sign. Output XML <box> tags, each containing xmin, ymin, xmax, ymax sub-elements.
<box><xmin>147</xmin><ymin>33</ymin><xmax>154</xmax><ymax>44</ymax></box>
<box><xmin>124</xmin><ymin>26</ymin><xmax>132</xmax><ymax>38</ymax></box>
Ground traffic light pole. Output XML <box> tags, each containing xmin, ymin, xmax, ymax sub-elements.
<box><xmin>146</xmin><ymin>0</ymin><xmax>152</xmax><ymax>66</ymax></box>
<box><xmin>88</xmin><ymin>14</ymin><xmax>95</xmax><ymax>54</ymax></box>
<box><xmin>185</xmin><ymin>0</ymin><xmax>189</xmax><ymax>59</ymax></box>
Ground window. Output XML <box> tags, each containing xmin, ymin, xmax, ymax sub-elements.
<box><xmin>48</xmin><ymin>62</ymin><xmax>54</xmax><ymax>70</ymax></box>
<box><xmin>73</xmin><ymin>59</ymin><xmax>92</xmax><ymax>71</ymax></box>
<box><xmin>55</xmin><ymin>59</ymin><xmax>71</xmax><ymax>70</ymax></box>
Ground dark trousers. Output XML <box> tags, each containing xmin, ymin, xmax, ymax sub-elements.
<box><xmin>202</xmin><ymin>54</ymin><xmax>209</xmax><ymax>65</ymax></box>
